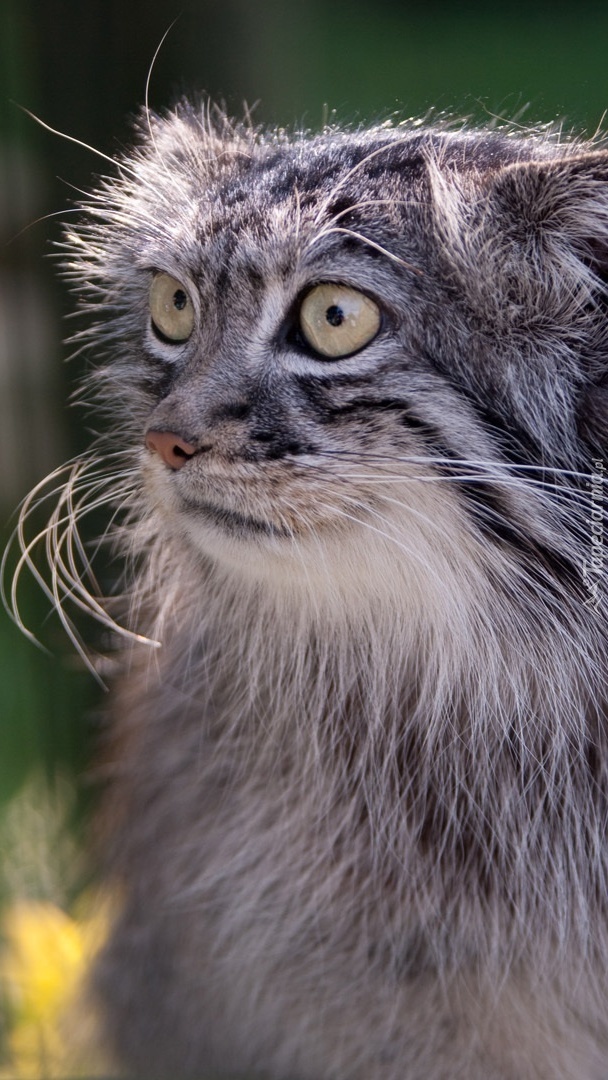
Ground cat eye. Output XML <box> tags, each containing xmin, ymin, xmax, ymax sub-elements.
<box><xmin>299</xmin><ymin>284</ymin><xmax>381</xmax><ymax>359</ymax></box>
<box><xmin>149</xmin><ymin>273</ymin><xmax>195</xmax><ymax>343</ymax></box>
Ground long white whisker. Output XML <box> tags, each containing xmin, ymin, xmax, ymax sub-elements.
<box><xmin>2</xmin><ymin>454</ymin><xmax>159</xmax><ymax>677</ymax></box>
<box><xmin>18</xmin><ymin>106</ymin><xmax>135</xmax><ymax>179</ymax></box>
<box><xmin>309</xmin><ymin>225</ymin><xmax>424</xmax><ymax>275</ymax></box>
<box><xmin>315</xmin><ymin>449</ymin><xmax>602</xmax><ymax>481</ymax></box>
<box><xmin>47</xmin><ymin>483</ymin><xmax>132</xmax><ymax>616</ymax></box>
<box><xmin>312</xmin><ymin>136</ymin><xmax>413</xmax><ymax>227</ymax></box>
<box><xmin>144</xmin><ymin>19</ymin><xmax>180</xmax><ymax>159</ymax></box>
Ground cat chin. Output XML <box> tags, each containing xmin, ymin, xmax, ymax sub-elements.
<box><xmin>173</xmin><ymin>501</ymin><xmax>480</xmax><ymax>630</ymax></box>
<box><xmin>140</xmin><ymin>451</ymin><xmax>493</xmax><ymax>639</ymax></box>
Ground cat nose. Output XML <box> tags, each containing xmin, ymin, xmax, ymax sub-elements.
<box><xmin>145</xmin><ymin>430</ymin><xmax>197</xmax><ymax>470</ymax></box>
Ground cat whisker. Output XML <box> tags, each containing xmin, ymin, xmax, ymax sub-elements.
<box><xmin>322</xmin><ymin>197</ymin><xmax>432</xmax><ymax>228</ymax></box>
<box><xmin>63</xmin><ymin>202</ymin><xmax>180</xmax><ymax>248</ymax></box>
<box><xmin>331</xmin><ymin>472</ymin><xmax>596</xmax><ymax>514</ymax></box>
<box><xmin>309</xmin><ymin>225</ymin><xmax>425</xmax><ymax>275</ymax></box>
<box><xmin>312</xmin><ymin>134</ymin><xmax>415</xmax><ymax>228</ymax></box>
<box><xmin>144</xmin><ymin>19</ymin><xmax>181</xmax><ymax>172</ymax></box>
<box><xmin>315</xmin><ymin>448</ymin><xmax>604</xmax><ymax>482</ymax></box>
<box><xmin>18</xmin><ymin>107</ymin><xmax>138</xmax><ymax>182</ymax></box>
<box><xmin>3</xmin><ymin>454</ymin><xmax>157</xmax><ymax>680</ymax></box>
<box><xmin>294</xmin><ymin>458</ymin><xmax>602</xmax><ymax>522</ymax></box>
<box><xmin>47</xmin><ymin>476</ymin><xmax>134</xmax><ymax>607</ymax></box>
<box><xmin>5</xmin><ymin>207</ymin><xmax>84</xmax><ymax>248</ymax></box>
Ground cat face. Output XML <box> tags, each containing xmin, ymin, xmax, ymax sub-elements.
<box><xmin>67</xmin><ymin>108</ymin><xmax>608</xmax><ymax>611</ymax></box>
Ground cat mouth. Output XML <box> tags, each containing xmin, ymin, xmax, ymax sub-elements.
<box><xmin>185</xmin><ymin>498</ymin><xmax>294</xmax><ymax>539</ymax></box>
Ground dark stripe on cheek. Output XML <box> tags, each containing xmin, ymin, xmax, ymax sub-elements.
<box><xmin>442</xmin><ymin>472</ymin><xmax>525</xmax><ymax>548</ymax></box>
<box><xmin>442</xmin><ymin>467</ymin><xmax>581</xmax><ymax>593</ymax></box>
<box><xmin>314</xmin><ymin>395</ymin><xmax>460</xmax><ymax>461</ymax></box>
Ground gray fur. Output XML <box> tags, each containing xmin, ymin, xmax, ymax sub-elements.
<box><xmin>12</xmin><ymin>104</ymin><xmax>608</xmax><ymax>1077</ymax></box>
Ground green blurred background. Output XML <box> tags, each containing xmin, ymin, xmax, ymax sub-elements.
<box><xmin>1</xmin><ymin>0</ymin><xmax>608</xmax><ymax>985</ymax></box>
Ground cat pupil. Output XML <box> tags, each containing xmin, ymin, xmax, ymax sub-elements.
<box><xmin>173</xmin><ymin>289</ymin><xmax>187</xmax><ymax>311</ymax></box>
<box><xmin>325</xmin><ymin>304</ymin><xmax>344</xmax><ymax>327</ymax></box>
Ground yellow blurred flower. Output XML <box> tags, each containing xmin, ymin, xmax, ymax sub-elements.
<box><xmin>0</xmin><ymin>896</ymin><xmax>114</xmax><ymax>1079</ymax></box>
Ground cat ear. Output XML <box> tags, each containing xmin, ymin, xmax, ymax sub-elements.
<box><xmin>430</xmin><ymin>148</ymin><xmax>608</xmax><ymax>453</ymax></box>
<box><xmin>431</xmin><ymin>147</ymin><xmax>608</xmax><ymax>310</ymax></box>
<box><xmin>488</xmin><ymin>149</ymin><xmax>608</xmax><ymax>277</ymax></box>
<box><xmin>493</xmin><ymin>153</ymin><xmax>608</xmax><ymax>454</ymax></box>
<box><xmin>432</xmin><ymin>148</ymin><xmax>608</xmax><ymax>311</ymax></box>
<box><xmin>492</xmin><ymin>152</ymin><xmax>608</xmax><ymax>455</ymax></box>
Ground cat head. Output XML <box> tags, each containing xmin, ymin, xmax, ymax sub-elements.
<box><xmin>59</xmin><ymin>106</ymin><xmax>607</xmax><ymax>629</ymax></box>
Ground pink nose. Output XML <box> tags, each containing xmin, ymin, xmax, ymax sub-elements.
<box><xmin>145</xmin><ymin>430</ymin><xmax>197</xmax><ymax>470</ymax></box>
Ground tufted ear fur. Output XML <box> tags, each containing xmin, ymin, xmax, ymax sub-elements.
<box><xmin>430</xmin><ymin>148</ymin><xmax>608</xmax><ymax>456</ymax></box>
<box><xmin>490</xmin><ymin>152</ymin><xmax>608</xmax><ymax>456</ymax></box>
<box><xmin>432</xmin><ymin>149</ymin><xmax>608</xmax><ymax>321</ymax></box>
<box><xmin>505</xmin><ymin>155</ymin><xmax>608</xmax><ymax>460</ymax></box>
<box><xmin>489</xmin><ymin>152</ymin><xmax>608</xmax><ymax>312</ymax></box>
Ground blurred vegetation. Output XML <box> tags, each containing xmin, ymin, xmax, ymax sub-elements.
<box><xmin>1</xmin><ymin>0</ymin><xmax>608</xmax><ymax>1072</ymax></box>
